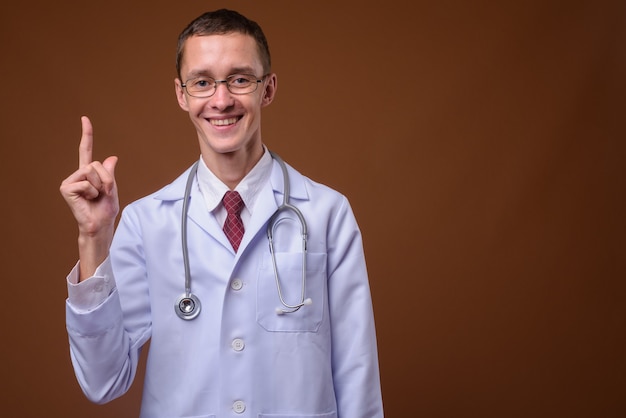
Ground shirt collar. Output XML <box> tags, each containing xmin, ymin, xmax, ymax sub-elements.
<box><xmin>196</xmin><ymin>147</ymin><xmax>273</xmax><ymax>212</ymax></box>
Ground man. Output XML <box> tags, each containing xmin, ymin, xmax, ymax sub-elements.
<box><xmin>60</xmin><ymin>9</ymin><xmax>383</xmax><ymax>417</ymax></box>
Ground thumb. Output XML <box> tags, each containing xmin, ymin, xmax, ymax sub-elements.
<box><xmin>102</xmin><ymin>156</ymin><xmax>118</xmax><ymax>195</ymax></box>
<box><xmin>103</xmin><ymin>155</ymin><xmax>118</xmax><ymax>176</ymax></box>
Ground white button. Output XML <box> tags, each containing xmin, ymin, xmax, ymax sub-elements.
<box><xmin>231</xmin><ymin>278</ymin><xmax>244</xmax><ymax>291</ymax></box>
<box><xmin>233</xmin><ymin>400</ymin><xmax>246</xmax><ymax>413</ymax></box>
<box><xmin>232</xmin><ymin>338</ymin><xmax>245</xmax><ymax>351</ymax></box>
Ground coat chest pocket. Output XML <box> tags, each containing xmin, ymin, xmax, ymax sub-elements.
<box><xmin>257</xmin><ymin>252</ymin><xmax>327</xmax><ymax>332</ymax></box>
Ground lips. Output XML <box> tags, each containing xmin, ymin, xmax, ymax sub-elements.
<box><xmin>209</xmin><ymin>117</ymin><xmax>240</xmax><ymax>126</ymax></box>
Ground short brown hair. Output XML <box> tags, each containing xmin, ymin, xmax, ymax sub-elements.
<box><xmin>176</xmin><ymin>9</ymin><xmax>271</xmax><ymax>79</ymax></box>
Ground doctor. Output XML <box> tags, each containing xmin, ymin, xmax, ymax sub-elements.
<box><xmin>60</xmin><ymin>9</ymin><xmax>383</xmax><ymax>418</ymax></box>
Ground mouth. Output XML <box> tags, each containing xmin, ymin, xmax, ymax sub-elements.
<box><xmin>209</xmin><ymin>116</ymin><xmax>241</xmax><ymax>127</ymax></box>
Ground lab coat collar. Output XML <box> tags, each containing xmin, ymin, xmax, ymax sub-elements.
<box><xmin>268</xmin><ymin>156</ymin><xmax>309</xmax><ymax>202</ymax></box>
<box><xmin>152</xmin><ymin>157</ymin><xmax>309</xmax><ymax>202</ymax></box>
<box><xmin>151</xmin><ymin>157</ymin><xmax>310</xmax><ymax>256</ymax></box>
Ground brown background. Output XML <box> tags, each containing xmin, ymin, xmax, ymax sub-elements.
<box><xmin>1</xmin><ymin>0</ymin><xmax>624</xmax><ymax>416</ymax></box>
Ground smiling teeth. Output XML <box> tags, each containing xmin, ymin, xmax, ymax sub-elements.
<box><xmin>211</xmin><ymin>117</ymin><xmax>238</xmax><ymax>126</ymax></box>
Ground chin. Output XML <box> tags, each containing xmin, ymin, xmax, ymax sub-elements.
<box><xmin>201</xmin><ymin>138</ymin><xmax>244</xmax><ymax>155</ymax></box>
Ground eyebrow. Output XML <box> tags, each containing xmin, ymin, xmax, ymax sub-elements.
<box><xmin>186</xmin><ymin>66</ymin><xmax>259</xmax><ymax>79</ymax></box>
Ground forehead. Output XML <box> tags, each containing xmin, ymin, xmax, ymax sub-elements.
<box><xmin>180</xmin><ymin>33</ymin><xmax>263</xmax><ymax>77</ymax></box>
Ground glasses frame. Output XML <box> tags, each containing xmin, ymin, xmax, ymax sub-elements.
<box><xmin>181</xmin><ymin>74</ymin><xmax>269</xmax><ymax>98</ymax></box>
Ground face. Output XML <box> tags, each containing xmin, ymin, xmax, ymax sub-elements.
<box><xmin>175</xmin><ymin>33</ymin><xmax>277</xmax><ymax>163</ymax></box>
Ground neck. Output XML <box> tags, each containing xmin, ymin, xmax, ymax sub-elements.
<box><xmin>201</xmin><ymin>144</ymin><xmax>264</xmax><ymax>190</ymax></box>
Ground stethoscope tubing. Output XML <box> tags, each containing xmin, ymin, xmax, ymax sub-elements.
<box><xmin>176</xmin><ymin>161</ymin><xmax>202</xmax><ymax>320</ymax></box>
<box><xmin>175</xmin><ymin>151</ymin><xmax>309</xmax><ymax>320</ymax></box>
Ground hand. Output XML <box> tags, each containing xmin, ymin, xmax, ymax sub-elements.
<box><xmin>60</xmin><ymin>116</ymin><xmax>119</xmax><ymax>278</ymax></box>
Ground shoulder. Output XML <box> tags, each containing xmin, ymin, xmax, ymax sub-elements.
<box><xmin>273</xmin><ymin>158</ymin><xmax>347</xmax><ymax>204</ymax></box>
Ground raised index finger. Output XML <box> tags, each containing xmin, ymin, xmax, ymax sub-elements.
<box><xmin>78</xmin><ymin>116</ymin><xmax>93</xmax><ymax>168</ymax></box>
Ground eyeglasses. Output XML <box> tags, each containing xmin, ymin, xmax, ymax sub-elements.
<box><xmin>181</xmin><ymin>74</ymin><xmax>267</xmax><ymax>98</ymax></box>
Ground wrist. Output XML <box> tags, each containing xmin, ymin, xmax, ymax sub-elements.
<box><xmin>77</xmin><ymin>228</ymin><xmax>114</xmax><ymax>282</ymax></box>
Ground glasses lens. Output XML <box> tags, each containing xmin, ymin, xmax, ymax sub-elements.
<box><xmin>185</xmin><ymin>77</ymin><xmax>215</xmax><ymax>97</ymax></box>
<box><xmin>227</xmin><ymin>75</ymin><xmax>259</xmax><ymax>94</ymax></box>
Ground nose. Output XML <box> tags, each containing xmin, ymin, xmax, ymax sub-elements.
<box><xmin>209</xmin><ymin>81</ymin><xmax>235</xmax><ymax>110</ymax></box>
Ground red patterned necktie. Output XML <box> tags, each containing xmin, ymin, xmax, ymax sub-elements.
<box><xmin>222</xmin><ymin>191</ymin><xmax>245</xmax><ymax>251</ymax></box>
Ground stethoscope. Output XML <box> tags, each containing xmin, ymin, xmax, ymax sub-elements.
<box><xmin>175</xmin><ymin>151</ymin><xmax>312</xmax><ymax>320</ymax></box>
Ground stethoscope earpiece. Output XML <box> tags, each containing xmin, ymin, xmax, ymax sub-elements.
<box><xmin>275</xmin><ymin>298</ymin><xmax>313</xmax><ymax>316</ymax></box>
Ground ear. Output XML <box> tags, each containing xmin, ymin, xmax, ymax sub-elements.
<box><xmin>174</xmin><ymin>78</ymin><xmax>189</xmax><ymax>111</ymax></box>
<box><xmin>260</xmin><ymin>73</ymin><xmax>277</xmax><ymax>107</ymax></box>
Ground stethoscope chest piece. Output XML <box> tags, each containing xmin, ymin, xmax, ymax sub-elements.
<box><xmin>175</xmin><ymin>293</ymin><xmax>202</xmax><ymax>320</ymax></box>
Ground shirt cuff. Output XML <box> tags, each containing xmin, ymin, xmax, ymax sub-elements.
<box><xmin>66</xmin><ymin>256</ymin><xmax>117</xmax><ymax>312</ymax></box>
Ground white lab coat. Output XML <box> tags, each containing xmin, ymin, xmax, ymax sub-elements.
<box><xmin>66</xmin><ymin>158</ymin><xmax>383</xmax><ymax>418</ymax></box>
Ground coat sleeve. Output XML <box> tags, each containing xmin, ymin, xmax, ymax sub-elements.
<box><xmin>327</xmin><ymin>196</ymin><xmax>384</xmax><ymax>417</ymax></box>
<box><xmin>65</xmin><ymin>206</ymin><xmax>151</xmax><ymax>404</ymax></box>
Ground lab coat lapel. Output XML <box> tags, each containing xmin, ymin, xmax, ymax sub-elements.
<box><xmin>186</xmin><ymin>186</ymin><xmax>233</xmax><ymax>251</ymax></box>
<box><xmin>156</xmin><ymin>165</ymin><xmax>232</xmax><ymax>251</ymax></box>
<box><xmin>234</xmin><ymin>176</ymin><xmax>278</xmax><ymax>258</ymax></box>
<box><xmin>235</xmin><ymin>158</ymin><xmax>309</xmax><ymax>258</ymax></box>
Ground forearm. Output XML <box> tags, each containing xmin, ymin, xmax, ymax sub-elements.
<box><xmin>330</xmin><ymin>256</ymin><xmax>383</xmax><ymax>417</ymax></box>
<box><xmin>66</xmin><ymin>290</ymin><xmax>137</xmax><ymax>404</ymax></box>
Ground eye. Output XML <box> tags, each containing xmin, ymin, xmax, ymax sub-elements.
<box><xmin>229</xmin><ymin>75</ymin><xmax>254</xmax><ymax>87</ymax></box>
<box><xmin>190</xmin><ymin>77</ymin><xmax>214</xmax><ymax>90</ymax></box>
